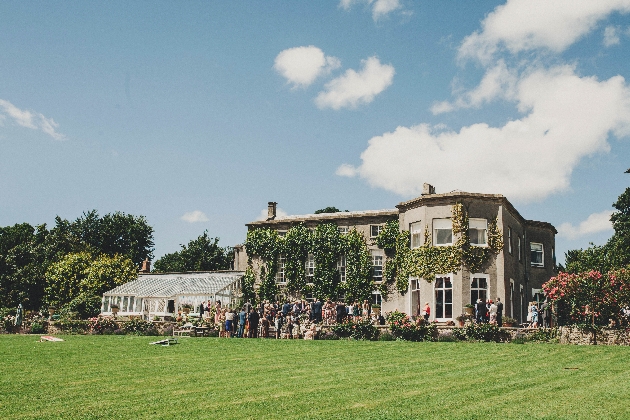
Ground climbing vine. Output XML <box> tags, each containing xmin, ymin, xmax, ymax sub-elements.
<box><xmin>375</xmin><ymin>203</ymin><xmax>503</xmax><ymax>295</ymax></box>
<box><xmin>311</xmin><ymin>224</ymin><xmax>343</xmax><ymax>300</ymax></box>
<box><xmin>343</xmin><ymin>228</ymin><xmax>374</xmax><ymax>303</ymax></box>
<box><xmin>281</xmin><ymin>224</ymin><xmax>311</xmax><ymax>293</ymax></box>
<box><xmin>244</xmin><ymin>222</ymin><xmax>377</xmax><ymax>302</ymax></box>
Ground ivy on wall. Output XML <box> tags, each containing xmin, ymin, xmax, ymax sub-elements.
<box><xmin>245</xmin><ymin>222</ymin><xmax>378</xmax><ymax>302</ymax></box>
<box><xmin>244</xmin><ymin>203</ymin><xmax>504</xmax><ymax>302</ymax></box>
<box><xmin>377</xmin><ymin>203</ymin><xmax>504</xmax><ymax>295</ymax></box>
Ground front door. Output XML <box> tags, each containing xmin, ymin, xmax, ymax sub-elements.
<box><xmin>435</xmin><ymin>276</ymin><xmax>453</xmax><ymax>319</ymax></box>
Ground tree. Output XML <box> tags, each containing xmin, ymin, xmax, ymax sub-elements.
<box><xmin>44</xmin><ymin>252</ymin><xmax>136</xmax><ymax>318</ymax></box>
<box><xmin>564</xmin><ymin>186</ymin><xmax>630</xmax><ymax>273</ymax></box>
<box><xmin>314</xmin><ymin>207</ymin><xmax>348</xmax><ymax>214</ymax></box>
<box><xmin>0</xmin><ymin>223</ymin><xmax>48</xmax><ymax>310</ymax></box>
<box><xmin>153</xmin><ymin>231</ymin><xmax>233</xmax><ymax>272</ymax></box>
<box><xmin>65</xmin><ymin>210</ymin><xmax>155</xmax><ymax>266</ymax></box>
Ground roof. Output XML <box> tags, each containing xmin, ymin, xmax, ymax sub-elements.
<box><xmin>247</xmin><ymin>208</ymin><xmax>398</xmax><ymax>227</ymax></box>
<box><xmin>103</xmin><ymin>271</ymin><xmax>244</xmax><ymax>298</ymax></box>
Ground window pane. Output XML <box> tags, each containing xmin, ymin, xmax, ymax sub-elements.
<box><xmin>435</xmin><ymin>229</ymin><xmax>452</xmax><ymax>245</ymax></box>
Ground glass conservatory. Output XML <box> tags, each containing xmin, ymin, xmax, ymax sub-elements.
<box><xmin>101</xmin><ymin>271</ymin><xmax>244</xmax><ymax>319</ymax></box>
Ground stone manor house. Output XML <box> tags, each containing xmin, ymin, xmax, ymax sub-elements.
<box><xmin>234</xmin><ymin>184</ymin><xmax>556</xmax><ymax>324</ymax></box>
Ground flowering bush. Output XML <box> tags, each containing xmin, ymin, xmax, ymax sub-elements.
<box><xmin>122</xmin><ymin>318</ymin><xmax>158</xmax><ymax>335</ymax></box>
<box><xmin>88</xmin><ymin>317</ymin><xmax>119</xmax><ymax>334</ymax></box>
<box><xmin>331</xmin><ymin>319</ymin><xmax>379</xmax><ymax>340</ymax></box>
<box><xmin>543</xmin><ymin>269</ymin><xmax>630</xmax><ymax>326</ymax></box>
<box><xmin>454</xmin><ymin>323</ymin><xmax>509</xmax><ymax>342</ymax></box>
<box><xmin>386</xmin><ymin>310</ymin><xmax>436</xmax><ymax>342</ymax></box>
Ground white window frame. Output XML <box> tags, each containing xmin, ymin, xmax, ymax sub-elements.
<box><xmin>433</xmin><ymin>218</ymin><xmax>453</xmax><ymax>246</ymax></box>
<box><xmin>337</xmin><ymin>255</ymin><xmax>346</xmax><ymax>282</ymax></box>
<box><xmin>276</xmin><ymin>255</ymin><xmax>286</xmax><ymax>284</ymax></box>
<box><xmin>518</xmin><ymin>237</ymin><xmax>522</xmax><ymax>262</ymax></box>
<box><xmin>530</xmin><ymin>242</ymin><xmax>544</xmax><ymax>267</ymax></box>
<box><xmin>508</xmin><ymin>227</ymin><xmax>512</xmax><ymax>255</ymax></box>
<box><xmin>370</xmin><ymin>225</ymin><xmax>382</xmax><ymax>238</ymax></box>
<box><xmin>410</xmin><ymin>221</ymin><xmax>422</xmax><ymax>249</ymax></box>
<box><xmin>468</xmin><ymin>218</ymin><xmax>488</xmax><ymax>246</ymax></box>
<box><xmin>434</xmin><ymin>274</ymin><xmax>454</xmax><ymax>320</ymax></box>
<box><xmin>509</xmin><ymin>279</ymin><xmax>515</xmax><ymax>318</ymax></box>
<box><xmin>470</xmin><ymin>274</ymin><xmax>489</xmax><ymax>306</ymax></box>
<box><xmin>371</xmin><ymin>291</ymin><xmax>382</xmax><ymax>306</ymax></box>
<box><xmin>338</xmin><ymin>226</ymin><xmax>349</xmax><ymax>235</ymax></box>
<box><xmin>305</xmin><ymin>254</ymin><xmax>315</xmax><ymax>283</ymax></box>
<box><xmin>371</xmin><ymin>250</ymin><xmax>383</xmax><ymax>282</ymax></box>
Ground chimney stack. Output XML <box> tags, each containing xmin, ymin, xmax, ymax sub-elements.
<box><xmin>140</xmin><ymin>258</ymin><xmax>151</xmax><ymax>273</ymax></box>
<box><xmin>422</xmin><ymin>183</ymin><xmax>436</xmax><ymax>195</ymax></box>
<box><xmin>267</xmin><ymin>202</ymin><xmax>277</xmax><ymax>220</ymax></box>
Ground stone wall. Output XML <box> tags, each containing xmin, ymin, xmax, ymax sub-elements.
<box><xmin>558</xmin><ymin>326</ymin><xmax>630</xmax><ymax>345</ymax></box>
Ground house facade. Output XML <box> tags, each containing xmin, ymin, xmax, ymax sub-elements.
<box><xmin>236</xmin><ymin>184</ymin><xmax>556</xmax><ymax>323</ymax></box>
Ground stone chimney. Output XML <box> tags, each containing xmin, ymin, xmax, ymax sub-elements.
<box><xmin>140</xmin><ymin>258</ymin><xmax>151</xmax><ymax>273</ymax></box>
<box><xmin>267</xmin><ymin>202</ymin><xmax>277</xmax><ymax>220</ymax></box>
<box><xmin>422</xmin><ymin>183</ymin><xmax>436</xmax><ymax>195</ymax></box>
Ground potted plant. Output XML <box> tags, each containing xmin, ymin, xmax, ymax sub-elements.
<box><xmin>372</xmin><ymin>304</ymin><xmax>381</xmax><ymax>316</ymax></box>
<box><xmin>502</xmin><ymin>316</ymin><xmax>517</xmax><ymax>327</ymax></box>
<box><xmin>182</xmin><ymin>303</ymin><xmax>193</xmax><ymax>314</ymax></box>
<box><xmin>455</xmin><ymin>314</ymin><xmax>467</xmax><ymax>327</ymax></box>
<box><xmin>464</xmin><ymin>304</ymin><xmax>475</xmax><ymax>316</ymax></box>
<box><xmin>110</xmin><ymin>304</ymin><xmax>119</xmax><ymax>316</ymax></box>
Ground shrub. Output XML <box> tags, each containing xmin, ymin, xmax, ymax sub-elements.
<box><xmin>331</xmin><ymin>320</ymin><xmax>379</xmax><ymax>340</ymax></box>
<box><xmin>30</xmin><ymin>322</ymin><xmax>46</xmax><ymax>334</ymax></box>
<box><xmin>122</xmin><ymin>319</ymin><xmax>153</xmax><ymax>335</ymax></box>
<box><xmin>89</xmin><ymin>317</ymin><xmax>119</xmax><ymax>334</ymax></box>
<box><xmin>56</xmin><ymin>320</ymin><xmax>90</xmax><ymax>334</ymax></box>
<box><xmin>386</xmin><ymin>310</ymin><xmax>436</xmax><ymax>342</ymax></box>
<box><xmin>378</xmin><ymin>331</ymin><xmax>395</xmax><ymax>341</ymax></box>
<box><xmin>463</xmin><ymin>323</ymin><xmax>509</xmax><ymax>342</ymax></box>
<box><xmin>318</xmin><ymin>331</ymin><xmax>339</xmax><ymax>340</ymax></box>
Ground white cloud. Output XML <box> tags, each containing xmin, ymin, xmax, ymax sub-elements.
<box><xmin>339</xmin><ymin>0</ymin><xmax>404</xmax><ymax>21</ymax></box>
<box><xmin>274</xmin><ymin>46</ymin><xmax>341</xmax><ymax>88</ymax></box>
<box><xmin>315</xmin><ymin>56</ymin><xmax>394</xmax><ymax>110</ymax></box>
<box><xmin>338</xmin><ymin>66</ymin><xmax>630</xmax><ymax>202</ymax></box>
<box><xmin>604</xmin><ymin>25</ymin><xmax>622</xmax><ymax>46</ymax></box>
<box><xmin>432</xmin><ymin>60</ymin><xmax>517</xmax><ymax>114</ymax></box>
<box><xmin>0</xmin><ymin>99</ymin><xmax>65</xmax><ymax>140</ymax></box>
<box><xmin>256</xmin><ymin>207</ymin><xmax>288</xmax><ymax>221</ymax></box>
<box><xmin>558</xmin><ymin>210</ymin><xmax>614</xmax><ymax>240</ymax></box>
<box><xmin>458</xmin><ymin>0</ymin><xmax>630</xmax><ymax>63</ymax></box>
<box><xmin>181</xmin><ymin>211</ymin><xmax>209</xmax><ymax>223</ymax></box>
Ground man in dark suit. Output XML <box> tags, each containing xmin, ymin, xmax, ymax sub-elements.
<box><xmin>282</xmin><ymin>301</ymin><xmax>291</xmax><ymax>317</ymax></box>
<box><xmin>336</xmin><ymin>301</ymin><xmax>346</xmax><ymax>324</ymax></box>
<box><xmin>496</xmin><ymin>297</ymin><xmax>504</xmax><ymax>327</ymax></box>
<box><xmin>475</xmin><ymin>299</ymin><xmax>486</xmax><ymax>324</ymax></box>
<box><xmin>248</xmin><ymin>309</ymin><xmax>260</xmax><ymax>338</ymax></box>
<box><xmin>311</xmin><ymin>299</ymin><xmax>323</xmax><ymax>323</ymax></box>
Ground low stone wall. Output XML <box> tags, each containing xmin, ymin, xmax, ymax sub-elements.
<box><xmin>558</xmin><ymin>326</ymin><xmax>630</xmax><ymax>345</ymax></box>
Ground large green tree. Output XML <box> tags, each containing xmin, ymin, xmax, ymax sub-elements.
<box><xmin>44</xmin><ymin>252</ymin><xmax>137</xmax><ymax>317</ymax></box>
<box><xmin>0</xmin><ymin>210</ymin><xmax>154</xmax><ymax>310</ymax></box>
<box><xmin>153</xmin><ymin>231</ymin><xmax>233</xmax><ymax>272</ymax></box>
<box><xmin>565</xmin><ymin>186</ymin><xmax>630</xmax><ymax>273</ymax></box>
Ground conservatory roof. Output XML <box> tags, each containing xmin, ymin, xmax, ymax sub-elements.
<box><xmin>104</xmin><ymin>271</ymin><xmax>244</xmax><ymax>298</ymax></box>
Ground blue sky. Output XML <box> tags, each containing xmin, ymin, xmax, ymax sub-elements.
<box><xmin>1</xmin><ymin>0</ymin><xmax>629</xmax><ymax>264</ymax></box>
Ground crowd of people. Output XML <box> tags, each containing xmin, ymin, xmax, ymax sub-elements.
<box><xmin>474</xmin><ymin>298</ymin><xmax>505</xmax><ymax>326</ymax></box>
<box><xmin>197</xmin><ymin>299</ymin><xmax>383</xmax><ymax>339</ymax></box>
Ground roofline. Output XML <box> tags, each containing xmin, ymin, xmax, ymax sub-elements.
<box><xmin>246</xmin><ymin>209</ymin><xmax>398</xmax><ymax>227</ymax></box>
<box><xmin>139</xmin><ymin>270</ymin><xmax>245</xmax><ymax>276</ymax></box>
<box><xmin>396</xmin><ymin>191</ymin><xmax>556</xmax><ymax>233</ymax></box>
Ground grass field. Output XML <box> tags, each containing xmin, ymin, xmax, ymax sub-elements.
<box><xmin>1</xmin><ymin>335</ymin><xmax>629</xmax><ymax>419</ymax></box>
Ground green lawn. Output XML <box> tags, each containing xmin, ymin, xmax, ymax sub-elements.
<box><xmin>1</xmin><ymin>335</ymin><xmax>629</xmax><ymax>419</ymax></box>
